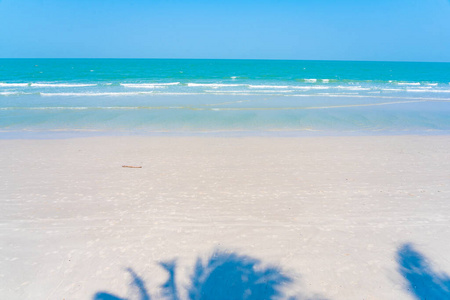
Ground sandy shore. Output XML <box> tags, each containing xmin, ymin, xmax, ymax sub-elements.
<box><xmin>1</xmin><ymin>135</ymin><xmax>450</xmax><ymax>299</ymax></box>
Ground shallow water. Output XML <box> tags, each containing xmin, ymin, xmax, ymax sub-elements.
<box><xmin>1</xmin><ymin>59</ymin><xmax>449</xmax><ymax>137</ymax></box>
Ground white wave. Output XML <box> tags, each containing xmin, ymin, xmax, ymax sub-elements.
<box><xmin>248</xmin><ymin>85</ymin><xmax>289</xmax><ymax>89</ymax></box>
<box><xmin>406</xmin><ymin>89</ymin><xmax>429</xmax><ymax>92</ymax></box>
<box><xmin>0</xmin><ymin>106</ymin><xmax>184</xmax><ymax>110</ymax></box>
<box><xmin>205</xmin><ymin>90</ymin><xmax>250</xmax><ymax>93</ymax></box>
<box><xmin>151</xmin><ymin>92</ymin><xmax>208</xmax><ymax>95</ymax></box>
<box><xmin>322</xmin><ymin>79</ymin><xmax>330</xmax><ymax>83</ymax></box>
<box><xmin>397</xmin><ymin>82</ymin><xmax>421</xmax><ymax>86</ymax></box>
<box><xmin>0</xmin><ymin>83</ymin><xmax>28</xmax><ymax>87</ymax></box>
<box><xmin>28</xmin><ymin>107</ymin><xmax>92</xmax><ymax>110</ymax></box>
<box><xmin>426</xmin><ymin>83</ymin><xmax>438</xmax><ymax>86</ymax></box>
<box><xmin>41</xmin><ymin>92</ymin><xmax>154</xmax><ymax>97</ymax></box>
<box><xmin>0</xmin><ymin>92</ymin><xmax>24</xmax><ymax>96</ymax></box>
<box><xmin>153</xmin><ymin>91</ymin><xmax>255</xmax><ymax>96</ymax></box>
<box><xmin>292</xmin><ymin>86</ymin><xmax>329</xmax><ymax>90</ymax></box>
<box><xmin>407</xmin><ymin>89</ymin><xmax>450</xmax><ymax>93</ymax></box>
<box><xmin>380</xmin><ymin>88</ymin><xmax>403</xmax><ymax>92</ymax></box>
<box><xmin>30</xmin><ymin>83</ymin><xmax>97</xmax><ymax>87</ymax></box>
<box><xmin>122</xmin><ymin>82</ymin><xmax>180</xmax><ymax>88</ymax></box>
<box><xmin>259</xmin><ymin>90</ymin><xmax>294</xmax><ymax>93</ymax></box>
<box><xmin>121</xmin><ymin>84</ymin><xmax>165</xmax><ymax>88</ymax></box>
<box><xmin>318</xmin><ymin>92</ymin><xmax>358</xmax><ymax>96</ymax></box>
<box><xmin>148</xmin><ymin>82</ymin><xmax>179</xmax><ymax>85</ymax></box>
<box><xmin>304</xmin><ymin>79</ymin><xmax>317</xmax><ymax>83</ymax></box>
<box><xmin>0</xmin><ymin>92</ymin><xmax>36</xmax><ymax>96</ymax></box>
<box><xmin>334</xmin><ymin>86</ymin><xmax>371</xmax><ymax>91</ymax></box>
<box><xmin>187</xmin><ymin>83</ymin><xmax>244</xmax><ymax>87</ymax></box>
<box><xmin>206</xmin><ymin>89</ymin><xmax>293</xmax><ymax>93</ymax></box>
<box><xmin>287</xmin><ymin>94</ymin><xmax>450</xmax><ymax>102</ymax></box>
<box><xmin>198</xmin><ymin>92</ymin><xmax>256</xmax><ymax>96</ymax></box>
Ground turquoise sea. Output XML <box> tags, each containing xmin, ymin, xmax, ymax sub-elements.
<box><xmin>1</xmin><ymin>59</ymin><xmax>450</xmax><ymax>137</ymax></box>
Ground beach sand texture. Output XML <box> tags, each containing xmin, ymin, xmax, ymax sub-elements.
<box><xmin>1</xmin><ymin>136</ymin><xmax>450</xmax><ymax>299</ymax></box>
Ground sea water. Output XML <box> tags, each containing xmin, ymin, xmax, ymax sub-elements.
<box><xmin>1</xmin><ymin>59</ymin><xmax>449</xmax><ymax>137</ymax></box>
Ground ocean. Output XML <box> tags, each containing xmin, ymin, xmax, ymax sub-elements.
<box><xmin>1</xmin><ymin>59</ymin><xmax>449</xmax><ymax>137</ymax></box>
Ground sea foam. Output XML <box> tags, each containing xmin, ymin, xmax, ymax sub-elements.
<box><xmin>30</xmin><ymin>83</ymin><xmax>97</xmax><ymax>87</ymax></box>
<box><xmin>187</xmin><ymin>83</ymin><xmax>244</xmax><ymax>87</ymax></box>
<box><xmin>121</xmin><ymin>82</ymin><xmax>180</xmax><ymax>88</ymax></box>
<box><xmin>248</xmin><ymin>85</ymin><xmax>289</xmax><ymax>89</ymax></box>
<box><xmin>397</xmin><ymin>82</ymin><xmax>421</xmax><ymax>86</ymax></box>
<box><xmin>0</xmin><ymin>83</ymin><xmax>29</xmax><ymax>87</ymax></box>
<box><xmin>41</xmin><ymin>92</ymin><xmax>154</xmax><ymax>97</ymax></box>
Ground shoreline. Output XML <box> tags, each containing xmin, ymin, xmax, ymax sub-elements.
<box><xmin>2</xmin><ymin>129</ymin><xmax>450</xmax><ymax>140</ymax></box>
<box><xmin>2</xmin><ymin>135</ymin><xmax>450</xmax><ymax>299</ymax></box>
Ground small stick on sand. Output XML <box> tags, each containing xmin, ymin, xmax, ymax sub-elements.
<box><xmin>122</xmin><ymin>165</ymin><xmax>142</xmax><ymax>168</ymax></box>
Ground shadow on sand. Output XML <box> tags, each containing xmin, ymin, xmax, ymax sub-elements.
<box><xmin>397</xmin><ymin>243</ymin><xmax>450</xmax><ymax>300</ymax></box>
<box><xmin>94</xmin><ymin>250</ymin><xmax>299</xmax><ymax>300</ymax></box>
<box><xmin>95</xmin><ymin>243</ymin><xmax>450</xmax><ymax>300</ymax></box>
<box><xmin>94</xmin><ymin>267</ymin><xmax>150</xmax><ymax>300</ymax></box>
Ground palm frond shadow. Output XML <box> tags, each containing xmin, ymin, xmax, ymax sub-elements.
<box><xmin>93</xmin><ymin>250</ymin><xmax>323</xmax><ymax>300</ymax></box>
<box><xmin>94</xmin><ymin>267</ymin><xmax>151</xmax><ymax>300</ymax></box>
<box><xmin>397</xmin><ymin>243</ymin><xmax>450</xmax><ymax>300</ymax></box>
<box><xmin>94</xmin><ymin>244</ymin><xmax>450</xmax><ymax>300</ymax></box>
<box><xmin>186</xmin><ymin>251</ymin><xmax>292</xmax><ymax>300</ymax></box>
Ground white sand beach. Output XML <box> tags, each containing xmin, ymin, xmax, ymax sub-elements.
<box><xmin>1</xmin><ymin>135</ymin><xmax>450</xmax><ymax>299</ymax></box>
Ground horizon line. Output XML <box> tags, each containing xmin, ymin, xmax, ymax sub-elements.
<box><xmin>0</xmin><ymin>58</ymin><xmax>449</xmax><ymax>64</ymax></box>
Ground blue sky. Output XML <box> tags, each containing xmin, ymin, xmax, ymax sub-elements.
<box><xmin>0</xmin><ymin>0</ymin><xmax>449</xmax><ymax>61</ymax></box>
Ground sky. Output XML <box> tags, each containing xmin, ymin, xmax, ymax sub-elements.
<box><xmin>0</xmin><ymin>0</ymin><xmax>449</xmax><ymax>61</ymax></box>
